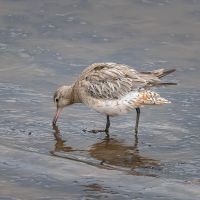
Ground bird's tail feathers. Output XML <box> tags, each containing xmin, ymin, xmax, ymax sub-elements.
<box><xmin>152</xmin><ymin>68</ymin><xmax>176</xmax><ymax>78</ymax></box>
<box><xmin>141</xmin><ymin>68</ymin><xmax>176</xmax><ymax>78</ymax></box>
<box><xmin>151</xmin><ymin>82</ymin><xmax>177</xmax><ymax>87</ymax></box>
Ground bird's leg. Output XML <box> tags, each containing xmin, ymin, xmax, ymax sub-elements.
<box><xmin>85</xmin><ymin>115</ymin><xmax>110</xmax><ymax>137</ymax></box>
<box><xmin>105</xmin><ymin>115</ymin><xmax>110</xmax><ymax>137</ymax></box>
<box><xmin>135</xmin><ymin>108</ymin><xmax>140</xmax><ymax>134</ymax></box>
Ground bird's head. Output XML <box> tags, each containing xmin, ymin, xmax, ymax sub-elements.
<box><xmin>52</xmin><ymin>85</ymin><xmax>73</xmax><ymax>125</ymax></box>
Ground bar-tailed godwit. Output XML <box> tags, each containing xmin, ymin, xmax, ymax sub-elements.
<box><xmin>53</xmin><ymin>63</ymin><xmax>176</xmax><ymax>136</ymax></box>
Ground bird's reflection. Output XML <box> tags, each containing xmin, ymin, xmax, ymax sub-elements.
<box><xmin>52</xmin><ymin>124</ymin><xmax>160</xmax><ymax>173</ymax></box>
<box><xmin>89</xmin><ymin>136</ymin><xmax>159</xmax><ymax>170</ymax></box>
<box><xmin>52</xmin><ymin>124</ymin><xmax>74</xmax><ymax>152</ymax></box>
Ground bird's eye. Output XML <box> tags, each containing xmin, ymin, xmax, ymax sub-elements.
<box><xmin>55</xmin><ymin>98</ymin><xmax>59</xmax><ymax>102</ymax></box>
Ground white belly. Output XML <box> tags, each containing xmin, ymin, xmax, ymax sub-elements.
<box><xmin>90</xmin><ymin>91</ymin><xmax>140</xmax><ymax>116</ymax></box>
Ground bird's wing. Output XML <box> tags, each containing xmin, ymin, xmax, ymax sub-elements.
<box><xmin>76</xmin><ymin>63</ymin><xmax>150</xmax><ymax>100</ymax></box>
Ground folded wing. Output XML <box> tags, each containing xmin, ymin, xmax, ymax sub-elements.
<box><xmin>77</xmin><ymin>63</ymin><xmax>151</xmax><ymax>101</ymax></box>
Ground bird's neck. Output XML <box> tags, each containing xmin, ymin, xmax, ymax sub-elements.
<box><xmin>70</xmin><ymin>84</ymin><xmax>82</xmax><ymax>103</ymax></box>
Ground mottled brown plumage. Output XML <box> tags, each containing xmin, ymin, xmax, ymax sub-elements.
<box><xmin>53</xmin><ymin>62</ymin><xmax>176</xmax><ymax>135</ymax></box>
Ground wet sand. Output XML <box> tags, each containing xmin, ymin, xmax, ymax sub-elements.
<box><xmin>0</xmin><ymin>0</ymin><xmax>200</xmax><ymax>199</ymax></box>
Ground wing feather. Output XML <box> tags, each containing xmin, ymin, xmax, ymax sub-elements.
<box><xmin>76</xmin><ymin>63</ymin><xmax>160</xmax><ymax>101</ymax></box>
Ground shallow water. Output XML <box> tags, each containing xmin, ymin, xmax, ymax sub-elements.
<box><xmin>0</xmin><ymin>0</ymin><xmax>200</xmax><ymax>199</ymax></box>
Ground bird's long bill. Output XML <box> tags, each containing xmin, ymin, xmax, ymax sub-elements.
<box><xmin>52</xmin><ymin>107</ymin><xmax>63</xmax><ymax>125</ymax></box>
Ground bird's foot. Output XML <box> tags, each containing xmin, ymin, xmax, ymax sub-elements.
<box><xmin>83</xmin><ymin>129</ymin><xmax>106</xmax><ymax>133</ymax></box>
<box><xmin>82</xmin><ymin>128</ymin><xmax>110</xmax><ymax>137</ymax></box>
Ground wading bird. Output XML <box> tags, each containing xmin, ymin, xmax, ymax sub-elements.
<box><xmin>53</xmin><ymin>63</ymin><xmax>176</xmax><ymax>136</ymax></box>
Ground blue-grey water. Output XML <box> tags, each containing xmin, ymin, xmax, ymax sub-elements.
<box><xmin>0</xmin><ymin>0</ymin><xmax>200</xmax><ymax>199</ymax></box>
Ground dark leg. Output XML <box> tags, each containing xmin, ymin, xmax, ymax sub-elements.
<box><xmin>135</xmin><ymin>108</ymin><xmax>140</xmax><ymax>134</ymax></box>
<box><xmin>84</xmin><ymin>115</ymin><xmax>110</xmax><ymax>137</ymax></box>
<box><xmin>105</xmin><ymin>115</ymin><xmax>110</xmax><ymax>137</ymax></box>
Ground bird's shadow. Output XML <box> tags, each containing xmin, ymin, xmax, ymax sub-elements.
<box><xmin>51</xmin><ymin>124</ymin><xmax>161</xmax><ymax>175</ymax></box>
